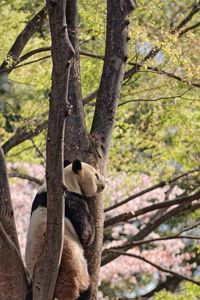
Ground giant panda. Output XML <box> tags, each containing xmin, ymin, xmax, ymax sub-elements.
<box><xmin>25</xmin><ymin>159</ymin><xmax>106</xmax><ymax>300</ymax></box>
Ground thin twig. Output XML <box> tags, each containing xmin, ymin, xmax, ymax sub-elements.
<box><xmin>102</xmin><ymin>202</ymin><xmax>200</xmax><ymax>266</ymax></box>
<box><xmin>104</xmin><ymin>190</ymin><xmax>200</xmax><ymax>228</ymax></box>
<box><xmin>8</xmin><ymin>172</ymin><xmax>43</xmax><ymax>185</ymax></box>
<box><xmin>105</xmin><ymin>167</ymin><xmax>200</xmax><ymax>213</ymax></box>
<box><xmin>106</xmin><ymin>249</ymin><xmax>200</xmax><ymax>286</ymax></box>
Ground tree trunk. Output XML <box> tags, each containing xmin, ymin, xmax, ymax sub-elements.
<box><xmin>0</xmin><ymin>147</ymin><xmax>20</xmax><ymax>251</ymax></box>
<box><xmin>64</xmin><ymin>0</ymin><xmax>89</xmax><ymax>162</ymax></box>
<box><xmin>0</xmin><ymin>147</ymin><xmax>29</xmax><ymax>299</ymax></box>
<box><xmin>32</xmin><ymin>0</ymin><xmax>74</xmax><ymax>299</ymax></box>
<box><xmin>86</xmin><ymin>1</ymin><xmax>136</xmax><ymax>298</ymax></box>
<box><xmin>91</xmin><ymin>0</ymin><xmax>136</xmax><ymax>158</ymax></box>
<box><xmin>0</xmin><ymin>223</ymin><xmax>28</xmax><ymax>300</ymax></box>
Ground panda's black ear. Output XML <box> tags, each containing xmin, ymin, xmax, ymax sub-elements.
<box><xmin>72</xmin><ymin>159</ymin><xmax>82</xmax><ymax>174</ymax></box>
<box><xmin>64</xmin><ymin>160</ymin><xmax>71</xmax><ymax>168</ymax></box>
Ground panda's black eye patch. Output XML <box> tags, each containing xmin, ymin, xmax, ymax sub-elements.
<box><xmin>95</xmin><ymin>173</ymin><xmax>99</xmax><ymax>180</ymax></box>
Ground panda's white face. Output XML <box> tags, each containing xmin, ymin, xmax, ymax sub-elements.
<box><xmin>64</xmin><ymin>160</ymin><xmax>106</xmax><ymax>197</ymax></box>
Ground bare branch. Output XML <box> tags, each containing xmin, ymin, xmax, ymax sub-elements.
<box><xmin>19</xmin><ymin>46</ymin><xmax>51</xmax><ymax>62</ymax></box>
<box><xmin>8</xmin><ymin>171</ymin><xmax>43</xmax><ymax>185</ymax></box>
<box><xmin>80</xmin><ymin>50</ymin><xmax>104</xmax><ymax>60</ymax></box>
<box><xmin>177</xmin><ymin>220</ymin><xmax>200</xmax><ymax>235</ymax></box>
<box><xmin>102</xmin><ymin>202</ymin><xmax>200</xmax><ymax>265</ymax></box>
<box><xmin>2</xmin><ymin>114</ymin><xmax>48</xmax><ymax>154</ymax></box>
<box><xmin>179</xmin><ymin>21</ymin><xmax>200</xmax><ymax>36</ymax></box>
<box><xmin>0</xmin><ymin>48</ymin><xmax>103</xmax><ymax>74</ymax></box>
<box><xmin>103</xmin><ymin>235</ymin><xmax>200</xmax><ymax>256</ymax></box>
<box><xmin>134</xmin><ymin>64</ymin><xmax>200</xmax><ymax>88</ymax></box>
<box><xmin>131</xmin><ymin>275</ymin><xmax>182</xmax><ymax>300</ymax></box>
<box><xmin>105</xmin><ymin>190</ymin><xmax>200</xmax><ymax>228</ymax></box>
<box><xmin>102</xmin><ymin>233</ymin><xmax>200</xmax><ymax>265</ymax></box>
<box><xmin>105</xmin><ymin>167</ymin><xmax>200</xmax><ymax>213</ymax></box>
<box><xmin>106</xmin><ymin>249</ymin><xmax>200</xmax><ymax>286</ymax></box>
<box><xmin>175</xmin><ymin>1</ymin><xmax>200</xmax><ymax>31</ymax></box>
<box><xmin>83</xmin><ymin>89</ymin><xmax>98</xmax><ymax>105</ymax></box>
<box><xmin>0</xmin><ymin>7</ymin><xmax>47</xmax><ymax>73</ymax></box>
<box><xmin>118</xmin><ymin>90</ymin><xmax>199</xmax><ymax>106</ymax></box>
<box><xmin>31</xmin><ymin>139</ymin><xmax>46</xmax><ymax>162</ymax></box>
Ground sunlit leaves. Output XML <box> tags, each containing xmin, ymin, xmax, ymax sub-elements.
<box><xmin>153</xmin><ymin>281</ymin><xmax>200</xmax><ymax>300</ymax></box>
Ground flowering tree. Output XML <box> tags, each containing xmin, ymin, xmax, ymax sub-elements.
<box><xmin>0</xmin><ymin>0</ymin><xmax>200</xmax><ymax>299</ymax></box>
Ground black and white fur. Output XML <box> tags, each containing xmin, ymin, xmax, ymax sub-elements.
<box><xmin>25</xmin><ymin>160</ymin><xmax>106</xmax><ymax>300</ymax></box>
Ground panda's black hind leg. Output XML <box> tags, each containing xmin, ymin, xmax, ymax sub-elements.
<box><xmin>77</xmin><ymin>286</ymin><xmax>91</xmax><ymax>300</ymax></box>
<box><xmin>25</xmin><ymin>282</ymin><xmax>32</xmax><ymax>300</ymax></box>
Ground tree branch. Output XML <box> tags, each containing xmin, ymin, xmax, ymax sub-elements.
<box><xmin>19</xmin><ymin>46</ymin><xmax>51</xmax><ymax>62</ymax></box>
<box><xmin>102</xmin><ymin>201</ymin><xmax>200</xmax><ymax>265</ymax></box>
<box><xmin>134</xmin><ymin>64</ymin><xmax>200</xmax><ymax>88</ymax></box>
<box><xmin>131</xmin><ymin>275</ymin><xmax>182</xmax><ymax>300</ymax></box>
<box><xmin>102</xmin><ymin>235</ymin><xmax>200</xmax><ymax>257</ymax></box>
<box><xmin>179</xmin><ymin>21</ymin><xmax>200</xmax><ymax>36</ymax></box>
<box><xmin>105</xmin><ymin>167</ymin><xmax>200</xmax><ymax>213</ymax></box>
<box><xmin>8</xmin><ymin>171</ymin><xmax>43</xmax><ymax>185</ymax></box>
<box><xmin>104</xmin><ymin>190</ymin><xmax>200</xmax><ymax>228</ymax></box>
<box><xmin>175</xmin><ymin>1</ymin><xmax>200</xmax><ymax>31</ymax></box>
<box><xmin>106</xmin><ymin>249</ymin><xmax>200</xmax><ymax>286</ymax></box>
<box><xmin>83</xmin><ymin>1</ymin><xmax>200</xmax><ymax>104</ymax></box>
<box><xmin>118</xmin><ymin>90</ymin><xmax>199</xmax><ymax>106</ymax></box>
<box><xmin>2</xmin><ymin>114</ymin><xmax>48</xmax><ymax>154</ymax></box>
<box><xmin>0</xmin><ymin>7</ymin><xmax>47</xmax><ymax>73</ymax></box>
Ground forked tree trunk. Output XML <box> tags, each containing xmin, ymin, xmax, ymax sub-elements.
<box><xmin>0</xmin><ymin>1</ymin><xmax>135</xmax><ymax>299</ymax></box>
<box><xmin>63</xmin><ymin>0</ymin><xmax>136</xmax><ymax>299</ymax></box>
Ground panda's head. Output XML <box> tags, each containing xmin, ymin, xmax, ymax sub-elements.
<box><xmin>63</xmin><ymin>160</ymin><xmax>106</xmax><ymax>197</ymax></box>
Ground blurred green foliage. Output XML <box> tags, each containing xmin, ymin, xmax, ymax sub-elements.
<box><xmin>153</xmin><ymin>281</ymin><xmax>200</xmax><ymax>300</ymax></box>
<box><xmin>1</xmin><ymin>0</ymin><xmax>200</xmax><ymax>177</ymax></box>
<box><xmin>0</xmin><ymin>1</ymin><xmax>200</xmax><ymax>297</ymax></box>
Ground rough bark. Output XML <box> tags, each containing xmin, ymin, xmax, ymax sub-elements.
<box><xmin>64</xmin><ymin>0</ymin><xmax>89</xmax><ymax>162</ymax></box>
<box><xmin>91</xmin><ymin>0</ymin><xmax>136</xmax><ymax>158</ymax></box>
<box><xmin>0</xmin><ymin>222</ymin><xmax>29</xmax><ymax>300</ymax></box>
<box><xmin>0</xmin><ymin>148</ymin><xmax>28</xmax><ymax>298</ymax></box>
<box><xmin>32</xmin><ymin>0</ymin><xmax>74</xmax><ymax>299</ymax></box>
<box><xmin>85</xmin><ymin>1</ymin><xmax>136</xmax><ymax>299</ymax></box>
<box><xmin>0</xmin><ymin>147</ymin><xmax>20</xmax><ymax>251</ymax></box>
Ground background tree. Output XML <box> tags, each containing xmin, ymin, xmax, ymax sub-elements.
<box><xmin>0</xmin><ymin>0</ymin><xmax>200</xmax><ymax>299</ymax></box>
